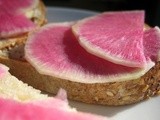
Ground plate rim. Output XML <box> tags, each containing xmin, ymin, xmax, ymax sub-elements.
<box><xmin>47</xmin><ymin>6</ymin><xmax>98</xmax><ymax>15</ymax></box>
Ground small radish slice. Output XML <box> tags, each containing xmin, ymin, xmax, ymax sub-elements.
<box><xmin>0</xmin><ymin>0</ymin><xmax>38</xmax><ymax>14</ymax></box>
<box><xmin>143</xmin><ymin>27</ymin><xmax>160</xmax><ymax>61</ymax></box>
<box><xmin>72</xmin><ymin>11</ymin><xmax>146</xmax><ymax>68</ymax></box>
<box><xmin>0</xmin><ymin>13</ymin><xmax>35</xmax><ymax>38</ymax></box>
<box><xmin>0</xmin><ymin>97</ymin><xmax>107</xmax><ymax>120</ymax></box>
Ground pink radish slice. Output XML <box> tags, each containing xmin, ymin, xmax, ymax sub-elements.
<box><xmin>34</xmin><ymin>89</ymin><xmax>69</xmax><ymax>108</ymax></box>
<box><xmin>72</xmin><ymin>11</ymin><xmax>146</xmax><ymax>68</ymax></box>
<box><xmin>0</xmin><ymin>0</ymin><xmax>37</xmax><ymax>38</ymax></box>
<box><xmin>0</xmin><ymin>13</ymin><xmax>35</xmax><ymax>38</ymax></box>
<box><xmin>0</xmin><ymin>98</ymin><xmax>107</xmax><ymax>120</ymax></box>
<box><xmin>55</xmin><ymin>88</ymin><xmax>68</xmax><ymax>102</ymax></box>
<box><xmin>0</xmin><ymin>64</ymin><xmax>9</xmax><ymax>78</ymax></box>
<box><xmin>143</xmin><ymin>27</ymin><xmax>160</xmax><ymax>61</ymax></box>
<box><xmin>0</xmin><ymin>0</ymin><xmax>38</xmax><ymax>14</ymax></box>
<box><xmin>25</xmin><ymin>23</ymin><xmax>154</xmax><ymax>83</ymax></box>
<box><xmin>31</xmin><ymin>93</ymin><xmax>70</xmax><ymax>110</ymax></box>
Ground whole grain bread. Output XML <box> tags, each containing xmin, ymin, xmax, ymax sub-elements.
<box><xmin>0</xmin><ymin>55</ymin><xmax>159</xmax><ymax>106</ymax></box>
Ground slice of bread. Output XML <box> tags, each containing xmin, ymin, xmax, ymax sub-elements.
<box><xmin>0</xmin><ymin>63</ymin><xmax>48</xmax><ymax>102</ymax></box>
<box><xmin>0</xmin><ymin>53</ymin><xmax>159</xmax><ymax>105</ymax></box>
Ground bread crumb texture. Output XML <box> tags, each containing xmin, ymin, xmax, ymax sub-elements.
<box><xmin>0</xmin><ymin>73</ymin><xmax>48</xmax><ymax>102</ymax></box>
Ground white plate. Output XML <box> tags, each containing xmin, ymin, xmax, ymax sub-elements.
<box><xmin>47</xmin><ymin>7</ymin><xmax>97</xmax><ymax>23</ymax></box>
<box><xmin>47</xmin><ymin>7</ymin><xmax>160</xmax><ymax>120</ymax></box>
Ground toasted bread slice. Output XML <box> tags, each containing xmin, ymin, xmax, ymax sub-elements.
<box><xmin>0</xmin><ymin>52</ymin><xmax>159</xmax><ymax>105</ymax></box>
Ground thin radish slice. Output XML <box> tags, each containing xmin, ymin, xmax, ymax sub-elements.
<box><xmin>144</xmin><ymin>27</ymin><xmax>160</xmax><ymax>61</ymax></box>
<box><xmin>25</xmin><ymin>23</ymin><xmax>154</xmax><ymax>83</ymax></box>
<box><xmin>72</xmin><ymin>11</ymin><xmax>146</xmax><ymax>68</ymax></box>
<box><xmin>0</xmin><ymin>13</ymin><xmax>35</xmax><ymax>38</ymax></box>
<box><xmin>0</xmin><ymin>97</ymin><xmax>107</xmax><ymax>120</ymax></box>
<box><xmin>0</xmin><ymin>0</ymin><xmax>38</xmax><ymax>14</ymax></box>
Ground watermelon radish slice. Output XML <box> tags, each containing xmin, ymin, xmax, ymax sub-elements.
<box><xmin>0</xmin><ymin>0</ymin><xmax>38</xmax><ymax>14</ymax></box>
<box><xmin>0</xmin><ymin>98</ymin><xmax>107</xmax><ymax>120</ymax></box>
<box><xmin>0</xmin><ymin>13</ymin><xmax>36</xmax><ymax>38</ymax></box>
<box><xmin>25</xmin><ymin>23</ymin><xmax>154</xmax><ymax>83</ymax></box>
<box><xmin>143</xmin><ymin>27</ymin><xmax>160</xmax><ymax>61</ymax></box>
<box><xmin>0</xmin><ymin>64</ymin><xmax>9</xmax><ymax>78</ymax></box>
<box><xmin>0</xmin><ymin>0</ymin><xmax>38</xmax><ymax>38</ymax></box>
<box><xmin>34</xmin><ymin>89</ymin><xmax>68</xmax><ymax>108</ymax></box>
<box><xmin>55</xmin><ymin>88</ymin><xmax>68</xmax><ymax>102</ymax></box>
<box><xmin>72</xmin><ymin>11</ymin><xmax>146</xmax><ymax>68</ymax></box>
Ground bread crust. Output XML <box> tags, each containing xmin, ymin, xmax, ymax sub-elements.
<box><xmin>0</xmin><ymin>56</ymin><xmax>159</xmax><ymax>106</ymax></box>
